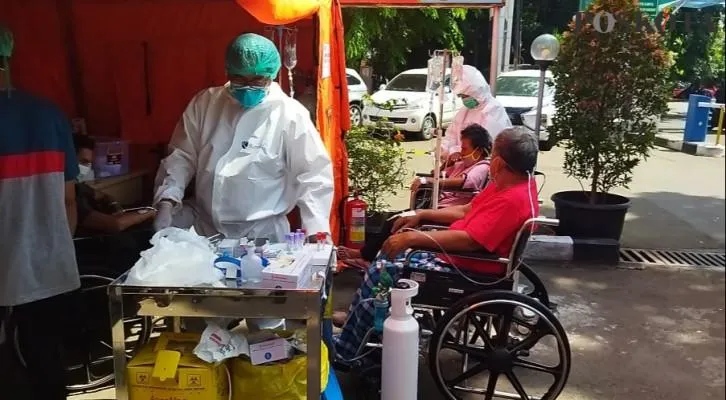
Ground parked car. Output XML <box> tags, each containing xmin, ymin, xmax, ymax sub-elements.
<box><xmin>362</xmin><ymin>68</ymin><xmax>463</xmax><ymax>140</ymax></box>
<box><xmin>346</xmin><ymin>68</ymin><xmax>369</xmax><ymax>127</ymax></box>
<box><xmin>495</xmin><ymin>69</ymin><xmax>556</xmax><ymax>151</ymax></box>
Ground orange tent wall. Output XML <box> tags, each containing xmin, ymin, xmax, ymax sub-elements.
<box><xmin>1</xmin><ymin>0</ymin><xmax>349</xmax><ymax>242</ymax></box>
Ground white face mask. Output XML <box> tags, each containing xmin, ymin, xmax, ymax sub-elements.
<box><xmin>78</xmin><ymin>164</ymin><xmax>95</xmax><ymax>182</ymax></box>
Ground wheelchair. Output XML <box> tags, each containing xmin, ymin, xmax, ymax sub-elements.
<box><xmin>335</xmin><ymin>217</ymin><xmax>571</xmax><ymax>400</ymax></box>
<box><xmin>11</xmin><ymin>224</ymin><xmax>155</xmax><ymax>393</ymax></box>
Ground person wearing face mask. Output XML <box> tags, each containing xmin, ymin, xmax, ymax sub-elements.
<box><xmin>333</xmin><ymin>129</ymin><xmax>539</xmax><ymax>359</ymax></box>
<box><xmin>73</xmin><ymin>134</ymin><xmax>156</xmax><ymax>235</ymax></box>
<box><xmin>337</xmin><ymin>124</ymin><xmax>492</xmax><ymax>270</ymax></box>
<box><xmin>153</xmin><ymin>33</ymin><xmax>334</xmax><ymax>241</ymax></box>
<box><xmin>411</xmin><ymin>123</ymin><xmax>492</xmax><ymax>208</ymax></box>
<box><xmin>440</xmin><ymin>65</ymin><xmax>511</xmax><ymax>164</ymax></box>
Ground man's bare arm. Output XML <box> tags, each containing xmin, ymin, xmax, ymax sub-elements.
<box><xmin>65</xmin><ymin>182</ymin><xmax>77</xmax><ymax>234</ymax></box>
<box><xmin>417</xmin><ymin>203</ymin><xmax>472</xmax><ymax>225</ymax></box>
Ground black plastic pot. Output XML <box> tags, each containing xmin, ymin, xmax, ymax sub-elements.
<box><xmin>551</xmin><ymin>191</ymin><xmax>631</xmax><ymax>241</ymax></box>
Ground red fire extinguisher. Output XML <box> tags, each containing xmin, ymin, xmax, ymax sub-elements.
<box><xmin>344</xmin><ymin>192</ymin><xmax>367</xmax><ymax>249</ymax></box>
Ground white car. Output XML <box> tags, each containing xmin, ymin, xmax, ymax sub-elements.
<box><xmin>362</xmin><ymin>68</ymin><xmax>463</xmax><ymax>140</ymax></box>
<box><xmin>346</xmin><ymin>68</ymin><xmax>369</xmax><ymax>127</ymax></box>
<box><xmin>496</xmin><ymin>69</ymin><xmax>556</xmax><ymax>150</ymax></box>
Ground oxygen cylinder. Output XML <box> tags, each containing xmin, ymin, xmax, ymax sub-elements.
<box><xmin>381</xmin><ymin>279</ymin><xmax>420</xmax><ymax>400</ymax></box>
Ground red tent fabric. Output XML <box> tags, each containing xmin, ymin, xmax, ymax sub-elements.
<box><xmin>1</xmin><ymin>0</ymin><xmax>349</xmax><ymax>241</ymax></box>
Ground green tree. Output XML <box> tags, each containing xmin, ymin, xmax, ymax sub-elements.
<box><xmin>664</xmin><ymin>7</ymin><xmax>725</xmax><ymax>83</ymax></box>
<box><xmin>550</xmin><ymin>0</ymin><xmax>671</xmax><ymax>203</ymax></box>
<box><xmin>343</xmin><ymin>8</ymin><xmax>467</xmax><ymax>77</ymax></box>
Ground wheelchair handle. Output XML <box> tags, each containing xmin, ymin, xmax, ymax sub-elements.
<box><xmin>528</xmin><ymin>216</ymin><xmax>559</xmax><ymax>227</ymax></box>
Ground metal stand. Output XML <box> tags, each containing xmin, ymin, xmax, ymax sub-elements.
<box><xmin>533</xmin><ymin>60</ymin><xmax>552</xmax><ymax>171</ymax></box>
<box><xmin>108</xmin><ymin>251</ymin><xmax>334</xmax><ymax>400</ymax></box>
<box><xmin>431</xmin><ymin>49</ymin><xmax>450</xmax><ymax>210</ymax></box>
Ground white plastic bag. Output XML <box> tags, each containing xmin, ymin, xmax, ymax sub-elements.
<box><xmin>125</xmin><ymin>227</ymin><xmax>222</xmax><ymax>286</ymax></box>
<box><xmin>193</xmin><ymin>320</ymin><xmax>250</xmax><ymax>363</ymax></box>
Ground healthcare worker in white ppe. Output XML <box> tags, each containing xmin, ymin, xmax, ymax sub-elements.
<box><xmin>440</xmin><ymin>65</ymin><xmax>511</xmax><ymax>164</ymax></box>
<box><xmin>153</xmin><ymin>33</ymin><xmax>334</xmax><ymax>242</ymax></box>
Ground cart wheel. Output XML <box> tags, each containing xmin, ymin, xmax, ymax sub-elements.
<box><xmin>429</xmin><ymin>290</ymin><xmax>570</xmax><ymax>400</ymax></box>
<box><xmin>14</xmin><ymin>267</ymin><xmax>152</xmax><ymax>393</ymax></box>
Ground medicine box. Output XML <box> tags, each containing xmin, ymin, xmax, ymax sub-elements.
<box><xmin>249</xmin><ymin>337</ymin><xmax>293</xmax><ymax>365</ymax></box>
<box><xmin>261</xmin><ymin>248</ymin><xmax>313</xmax><ymax>289</ymax></box>
<box><xmin>93</xmin><ymin>137</ymin><xmax>129</xmax><ymax>178</ymax></box>
<box><xmin>126</xmin><ymin>332</ymin><xmax>229</xmax><ymax>400</ymax></box>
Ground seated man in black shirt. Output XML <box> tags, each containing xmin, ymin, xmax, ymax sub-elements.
<box><xmin>73</xmin><ymin>134</ymin><xmax>155</xmax><ymax>236</ymax></box>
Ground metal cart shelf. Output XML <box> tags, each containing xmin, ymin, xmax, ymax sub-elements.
<box><xmin>108</xmin><ymin>256</ymin><xmax>333</xmax><ymax>400</ymax></box>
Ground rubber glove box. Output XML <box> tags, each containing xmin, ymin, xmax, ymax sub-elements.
<box><xmin>126</xmin><ymin>332</ymin><xmax>229</xmax><ymax>400</ymax></box>
<box><xmin>249</xmin><ymin>337</ymin><xmax>293</xmax><ymax>365</ymax></box>
<box><xmin>262</xmin><ymin>247</ymin><xmax>314</xmax><ymax>289</ymax></box>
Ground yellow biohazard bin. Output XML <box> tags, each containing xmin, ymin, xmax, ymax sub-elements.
<box><xmin>126</xmin><ymin>332</ymin><xmax>229</xmax><ymax>400</ymax></box>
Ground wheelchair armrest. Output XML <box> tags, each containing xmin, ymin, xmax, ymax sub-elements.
<box><xmin>418</xmin><ymin>224</ymin><xmax>451</xmax><ymax>231</ymax></box>
<box><xmin>416</xmin><ymin>172</ymin><xmax>434</xmax><ymax>178</ymax></box>
<box><xmin>406</xmin><ymin>247</ymin><xmax>503</xmax><ymax>262</ymax></box>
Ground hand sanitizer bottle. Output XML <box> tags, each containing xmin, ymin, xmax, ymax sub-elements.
<box><xmin>241</xmin><ymin>244</ymin><xmax>264</xmax><ymax>283</ymax></box>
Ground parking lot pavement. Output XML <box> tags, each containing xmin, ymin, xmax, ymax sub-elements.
<box><xmin>333</xmin><ymin>263</ymin><xmax>725</xmax><ymax>400</ymax></box>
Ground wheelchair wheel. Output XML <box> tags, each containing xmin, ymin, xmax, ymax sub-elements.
<box><xmin>429</xmin><ymin>290</ymin><xmax>570</xmax><ymax>400</ymax></box>
<box><xmin>14</xmin><ymin>266</ymin><xmax>152</xmax><ymax>393</ymax></box>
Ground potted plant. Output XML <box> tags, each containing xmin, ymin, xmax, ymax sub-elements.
<box><xmin>549</xmin><ymin>0</ymin><xmax>671</xmax><ymax>241</ymax></box>
<box><xmin>344</xmin><ymin>122</ymin><xmax>410</xmax><ymax>239</ymax></box>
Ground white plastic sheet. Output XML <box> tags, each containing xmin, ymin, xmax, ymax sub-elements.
<box><xmin>125</xmin><ymin>227</ymin><xmax>222</xmax><ymax>287</ymax></box>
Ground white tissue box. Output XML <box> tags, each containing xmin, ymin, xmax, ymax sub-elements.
<box><xmin>261</xmin><ymin>249</ymin><xmax>313</xmax><ymax>289</ymax></box>
<box><xmin>249</xmin><ymin>337</ymin><xmax>293</xmax><ymax>365</ymax></box>
<box><xmin>304</xmin><ymin>243</ymin><xmax>335</xmax><ymax>266</ymax></box>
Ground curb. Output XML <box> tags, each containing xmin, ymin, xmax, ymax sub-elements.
<box><xmin>524</xmin><ymin>235</ymin><xmax>620</xmax><ymax>265</ymax></box>
<box><xmin>654</xmin><ymin>135</ymin><xmax>725</xmax><ymax>157</ymax></box>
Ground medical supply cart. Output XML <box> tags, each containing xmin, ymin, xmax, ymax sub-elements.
<box><xmin>108</xmin><ymin>249</ymin><xmax>335</xmax><ymax>400</ymax></box>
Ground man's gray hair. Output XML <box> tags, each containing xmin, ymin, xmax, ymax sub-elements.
<box><xmin>494</xmin><ymin>128</ymin><xmax>538</xmax><ymax>174</ymax></box>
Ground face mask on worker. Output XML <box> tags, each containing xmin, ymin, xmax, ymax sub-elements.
<box><xmin>462</xmin><ymin>97</ymin><xmax>479</xmax><ymax>109</ymax></box>
<box><xmin>78</xmin><ymin>164</ymin><xmax>95</xmax><ymax>182</ymax></box>
<box><xmin>229</xmin><ymin>85</ymin><xmax>268</xmax><ymax>109</ymax></box>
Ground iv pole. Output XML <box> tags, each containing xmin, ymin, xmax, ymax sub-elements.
<box><xmin>431</xmin><ymin>49</ymin><xmax>450</xmax><ymax>210</ymax></box>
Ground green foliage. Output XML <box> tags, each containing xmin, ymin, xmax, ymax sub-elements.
<box><xmin>708</xmin><ymin>15</ymin><xmax>725</xmax><ymax>83</ymax></box>
<box><xmin>345</xmin><ymin>124</ymin><xmax>410</xmax><ymax>212</ymax></box>
<box><xmin>550</xmin><ymin>0</ymin><xmax>671</xmax><ymax>204</ymax></box>
<box><xmin>343</xmin><ymin>8</ymin><xmax>467</xmax><ymax>77</ymax></box>
<box><xmin>664</xmin><ymin>7</ymin><xmax>725</xmax><ymax>83</ymax></box>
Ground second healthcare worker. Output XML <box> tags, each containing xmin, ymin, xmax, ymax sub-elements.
<box><xmin>440</xmin><ymin>65</ymin><xmax>511</xmax><ymax>164</ymax></box>
<box><xmin>153</xmin><ymin>33</ymin><xmax>334</xmax><ymax>241</ymax></box>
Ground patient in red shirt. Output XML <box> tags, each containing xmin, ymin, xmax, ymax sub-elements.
<box><xmin>334</xmin><ymin>129</ymin><xmax>540</xmax><ymax>358</ymax></box>
<box><xmin>384</xmin><ymin>127</ymin><xmax>539</xmax><ymax>273</ymax></box>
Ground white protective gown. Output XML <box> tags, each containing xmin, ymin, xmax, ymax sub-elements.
<box><xmin>441</xmin><ymin>65</ymin><xmax>512</xmax><ymax>157</ymax></box>
<box><xmin>154</xmin><ymin>82</ymin><xmax>334</xmax><ymax>241</ymax></box>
